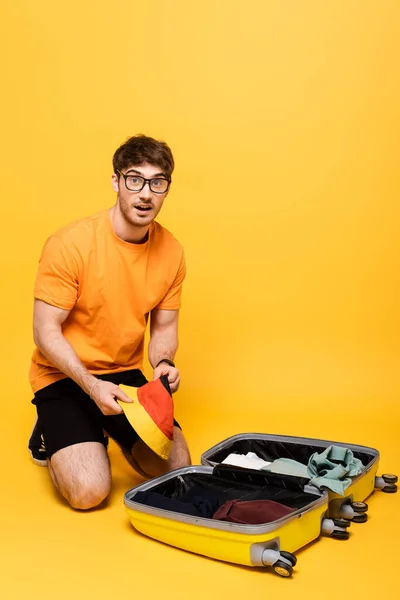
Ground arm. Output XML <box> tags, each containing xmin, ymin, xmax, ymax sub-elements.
<box><xmin>33</xmin><ymin>299</ymin><xmax>131</xmax><ymax>414</ymax></box>
<box><xmin>148</xmin><ymin>308</ymin><xmax>181</xmax><ymax>393</ymax></box>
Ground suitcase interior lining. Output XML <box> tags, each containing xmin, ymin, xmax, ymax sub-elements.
<box><xmin>207</xmin><ymin>439</ymin><xmax>373</xmax><ymax>468</ymax></box>
<box><xmin>138</xmin><ymin>469</ymin><xmax>319</xmax><ymax>510</ymax></box>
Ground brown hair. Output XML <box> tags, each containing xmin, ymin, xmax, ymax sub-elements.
<box><xmin>112</xmin><ymin>134</ymin><xmax>174</xmax><ymax>179</ymax></box>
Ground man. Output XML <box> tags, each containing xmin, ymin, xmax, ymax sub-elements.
<box><xmin>28</xmin><ymin>134</ymin><xmax>191</xmax><ymax>510</ymax></box>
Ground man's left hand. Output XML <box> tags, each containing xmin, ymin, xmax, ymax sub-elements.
<box><xmin>153</xmin><ymin>363</ymin><xmax>180</xmax><ymax>394</ymax></box>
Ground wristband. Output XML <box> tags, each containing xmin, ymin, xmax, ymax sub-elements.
<box><xmin>156</xmin><ymin>358</ymin><xmax>175</xmax><ymax>369</ymax></box>
<box><xmin>89</xmin><ymin>379</ymin><xmax>100</xmax><ymax>399</ymax></box>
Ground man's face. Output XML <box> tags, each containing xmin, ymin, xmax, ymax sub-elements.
<box><xmin>112</xmin><ymin>162</ymin><xmax>170</xmax><ymax>228</ymax></box>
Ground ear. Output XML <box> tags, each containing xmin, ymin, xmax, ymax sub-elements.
<box><xmin>111</xmin><ymin>173</ymin><xmax>119</xmax><ymax>193</ymax></box>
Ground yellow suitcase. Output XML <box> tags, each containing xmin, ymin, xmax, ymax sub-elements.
<box><xmin>124</xmin><ymin>432</ymin><xmax>397</xmax><ymax>576</ymax></box>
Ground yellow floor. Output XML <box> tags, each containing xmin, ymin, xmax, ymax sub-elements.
<box><xmin>1</xmin><ymin>351</ymin><xmax>399</xmax><ymax>600</ymax></box>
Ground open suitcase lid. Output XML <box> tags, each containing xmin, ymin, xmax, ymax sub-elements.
<box><xmin>200</xmin><ymin>432</ymin><xmax>380</xmax><ymax>470</ymax></box>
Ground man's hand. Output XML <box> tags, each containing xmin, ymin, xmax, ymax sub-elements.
<box><xmin>153</xmin><ymin>363</ymin><xmax>180</xmax><ymax>394</ymax></box>
<box><xmin>90</xmin><ymin>380</ymin><xmax>133</xmax><ymax>415</ymax></box>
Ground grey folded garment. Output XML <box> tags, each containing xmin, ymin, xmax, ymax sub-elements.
<box><xmin>261</xmin><ymin>458</ymin><xmax>308</xmax><ymax>478</ymax></box>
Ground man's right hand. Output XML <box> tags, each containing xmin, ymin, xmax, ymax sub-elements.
<box><xmin>90</xmin><ymin>380</ymin><xmax>133</xmax><ymax>415</ymax></box>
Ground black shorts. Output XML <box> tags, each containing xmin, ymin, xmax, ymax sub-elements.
<box><xmin>32</xmin><ymin>369</ymin><xmax>181</xmax><ymax>459</ymax></box>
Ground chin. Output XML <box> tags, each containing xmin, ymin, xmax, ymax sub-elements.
<box><xmin>123</xmin><ymin>210</ymin><xmax>152</xmax><ymax>227</ymax></box>
<box><xmin>133</xmin><ymin>216</ymin><xmax>154</xmax><ymax>227</ymax></box>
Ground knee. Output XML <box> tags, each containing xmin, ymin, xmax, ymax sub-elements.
<box><xmin>147</xmin><ymin>454</ymin><xmax>190</xmax><ymax>479</ymax></box>
<box><xmin>165</xmin><ymin>444</ymin><xmax>192</xmax><ymax>474</ymax></box>
<box><xmin>167</xmin><ymin>429</ymin><xmax>191</xmax><ymax>471</ymax></box>
<box><xmin>140</xmin><ymin>450</ymin><xmax>192</xmax><ymax>479</ymax></box>
<box><xmin>65</xmin><ymin>481</ymin><xmax>110</xmax><ymax>510</ymax></box>
<box><xmin>170</xmin><ymin>448</ymin><xmax>192</xmax><ymax>470</ymax></box>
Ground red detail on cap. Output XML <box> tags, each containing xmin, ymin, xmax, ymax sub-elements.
<box><xmin>136</xmin><ymin>378</ymin><xmax>174</xmax><ymax>441</ymax></box>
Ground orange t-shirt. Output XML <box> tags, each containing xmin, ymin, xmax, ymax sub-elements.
<box><xmin>29</xmin><ymin>209</ymin><xmax>186</xmax><ymax>393</ymax></box>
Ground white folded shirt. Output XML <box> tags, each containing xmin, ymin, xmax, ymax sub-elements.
<box><xmin>221</xmin><ymin>452</ymin><xmax>272</xmax><ymax>470</ymax></box>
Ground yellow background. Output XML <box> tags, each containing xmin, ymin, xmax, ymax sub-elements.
<box><xmin>0</xmin><ymin>1</ymin><xmax>399</xmax><ymax>598</ymax></box>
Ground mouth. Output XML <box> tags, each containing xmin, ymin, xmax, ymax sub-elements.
<box><xmin>134</xmin><ymin>205</ymin><xmax>152</xmax><ymax>213</ymax></box>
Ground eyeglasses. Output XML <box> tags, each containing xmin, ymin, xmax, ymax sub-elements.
<box><xmin>117</xmin><ymin>170</ymin><xmax>171</xmax><ymax>194</ymax></box>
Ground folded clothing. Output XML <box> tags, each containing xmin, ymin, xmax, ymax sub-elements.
<box><xmin>221</xmin><ymin>452</ymin><xmax>271</xmax><ymax>470</ymax></box>
<box><xmin>307</xmin><ymin>445</ymin><xmax>364</xmax><ymax>494</ymax></box>
<box><xmin>133</xmin><ymin>491</ymin><xmax>295</xmax><ymax>524</ymax></box>
<box><xmin>182</xmin><ymin>469</ymin><xmax>320</xmax><ymax>510</ymax></box>
<box><xmin>133</xmin><ymin>491</ymin><xmax>200</xmax><ymax>517</ymax></box>
<box><xmin>117</xmin><ymin>375</ymin><xmax>174</xmax><ymax>460</ymax></box>
<box><xmin>262</xmin><ymin>458</ymin><xmax>308</xmax><ymax>478</ymax></box>
<box><xmin>261</xmin><ymin>445</ymin><xmax>364</xmax><ymax>495</ymax></box>
<box><xmin>212</xmin><ymin>499</ymin><xmax>296</xmax><ymax>524</ymax></box>
<box><xmin>133</xmin><ymin>485</ymin><xmax>223</xmax><ymax>519</ymax></box>
<box><xmin>179</xmin><ymin>486</ymin><xmax>223</xmax><ymax>517</ymax></box>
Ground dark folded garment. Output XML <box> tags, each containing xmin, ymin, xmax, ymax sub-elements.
<box><xmin>178</xmin><ymin>485</ymin><xmax>222</xmax><ymax>518</ymax></box>
<box><xmin>133</xmin><ymin>491</ymin><xmax>201</xmax><ymax>516</ymax></box>
<box><xmin>212</xmin><ymin>499</ymin><xmax>296</xmax><ymax>524</ymax></box>
<box><xmin>133</xmin><ymin>486</ymin><xmax>222</xmax><ymax>519</ymax></box>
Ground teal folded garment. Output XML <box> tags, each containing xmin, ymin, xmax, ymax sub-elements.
<box><xmin>261</xmin><ymin>445</ymin><xmax>364</xmax><ymax>495</ymax></box>
<box><xmin>262</xmin><ymin>458</ymin><xmax>308</xmax><ymax>478</ymax></box>
<box><xmin>307</xmin><ymin>445</ymin><xmax>364</xmax><ymax>495</ymax></box>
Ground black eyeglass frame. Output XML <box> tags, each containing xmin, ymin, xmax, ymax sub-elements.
<box><xmin>117</xmin><ymin>170</ymin><xmax>171</xmax><ymax>194</ymax></box>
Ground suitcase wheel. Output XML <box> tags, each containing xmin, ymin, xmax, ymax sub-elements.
<box><xmin>321</xmin><ymin>518</ymin><xmax>350</xmax><ymax>540</ymax></box>
<box><xmin>381</xmin><ymin>484</ymin><xmax>397</xmax><ymax>493</ymax></box>
<box><xmin>375</xmin><ymin>474</ymin><xmax>398</xmax><ymax>491</ymax></box>
<box><xmin>322</xmin><ymin>517</ymin><xmax>350</xmax><ymax>539</ymax></box>
<box><xmin>382</xmin><ymin>473</ymin><xmax>398</xmax><ymax>484</ymax></box>
<box><xmin>280</xmin><ymin>550</ymin><xmax>297</xmax><ymax>567</ymax></box>
<box><xmin>333</xmin><ymin>518</ymin><xmax>351</xmax><ymax>528</ymax></box>
<box><xmin>261</xmin><ymin>548</ymin><xmax>296</xmax><ymax>575</ymax></box>
<box><xmin>331</xmin><ymin>530</ymin><xmax>350</xmax><ymax>540</ymax></box>
<box><xmin>351</xmin><ymin>513</ymin><xmax>368</xmax><ymax>523</ymax></box>
<box><xmin>272</xmin><ymin>561</ymin><xmax>293</xmax><ymax>578</ymax></box>
<box><xmin>351</xmin><ymin>501</ymin><xmax>368</xmax><ymax>513</ymax></box>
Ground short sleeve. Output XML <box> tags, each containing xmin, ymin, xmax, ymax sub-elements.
<box><xmin>155</xmin><ymin>251</ymin><xmax>186</xmax><ymax>310</ymax></box>
<box><xmin>33</xmin><ymin>235</ymin><xmax>81</xmax><ymax>310</ymax></box>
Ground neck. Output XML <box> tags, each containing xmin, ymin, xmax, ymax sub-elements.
<box><xmin>110</xmin><ymin>205</ymin><xmax>149</xmax><ymax>244</ymax></box>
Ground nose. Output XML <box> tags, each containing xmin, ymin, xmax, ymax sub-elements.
<box><xmin>139</xmin><ymin>181</ymin><xmax>152</xmax><ymax>200</ymax></box>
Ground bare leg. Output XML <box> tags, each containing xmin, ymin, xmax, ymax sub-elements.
<box><xmin>49</xmin><ymin>442</ymin><xmax>111</xmax><ymax>510</ymax></box>
<box><xmin>122</xmin><ymin>427</ymin><xmax>191</xmax><ymax>478</ymax></box>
